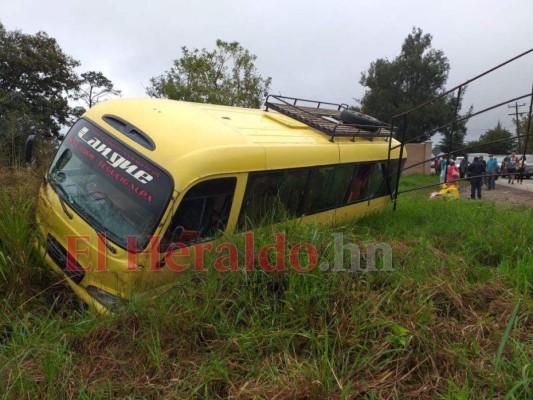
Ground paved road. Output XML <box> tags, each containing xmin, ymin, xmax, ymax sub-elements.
<box><xmin>497</xmin><ymin>178</ymin><xmax>533</xmax><ymax>193</ymax></box>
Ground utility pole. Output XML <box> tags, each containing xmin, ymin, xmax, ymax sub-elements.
<box><xmin>508</xmin><ymin>102</ymin><xmax>527</xmax><ymax>151</ymax></box>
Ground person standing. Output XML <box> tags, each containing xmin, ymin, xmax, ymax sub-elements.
<box><xmin>480</xmin><ymin>155</ymin><xmax>487</xmax><ymax>168</ymax></box>
<box><xmin>501</xmin><ymin>157</ymin><xmax>509</xmax><ymax>179</ymax></box>
<box><xmin>517</xmin><ymin>156</ymin><xmax>527</xmax><ymax>184</ymax></box>
<box><xmin>507</xmin><ymin>151</ymin><xmax>519</xmax><ymax>184</ymax></box>
<box><xmin>459</xmin><ymin>157</ymin><xmax>468</xmax><ymax>178</ymax></box>
<box><xmin>440</xmin><ymin>159</ymin><xmax>449</xmax><ymax>184</ymax></box>
<box><xmin>479</xmin><ymin>156</ymin><xmax>487</xmax><ymax>187</ymax></box>
<box><xmin>486</xmin><ymin>154</ymin><xmax>498</xmax><ymax>190</ymax></box>
<box><xmin>467</xmin><ymin>157</ymin><xmax>486</xmax><ymax>200</ymax></box>
<box><xmin>445</xmin><ymin>161</ymin><xmax>460</xmax><ymax>189</ymax></box>
<box><xmin>434</xmin><ymin>158</ymin><xmax>441</xmax><ymax>176</ymax></box>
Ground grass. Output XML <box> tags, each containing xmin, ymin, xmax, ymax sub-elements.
<box><xmin>0</xmin><ymin>170</ymin><xmax>531</xmax><ymax>399</ymax></box>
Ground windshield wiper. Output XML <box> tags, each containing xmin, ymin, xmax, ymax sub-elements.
<box><xmin>48</xmin><ymin>174</ymin><xmax>73</xmax><ymax>220</ymax></box>
<box><xmin>75</xmin><ymin>208</ymin><xmax>118</xmax><ymax>255</ymax></box>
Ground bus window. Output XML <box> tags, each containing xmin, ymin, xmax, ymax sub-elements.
<box><xmin>301</xmin><ymin>167</ymin><xmax>331</xmax><ymax>214</ymax></box>
<box><xmin>364</xmin><ymin>162</ymin><xmax>388</xmax><ymax>199</ymax></box>
<box><xmin>47</xmin><ymin>119</ymin><xmax>174</xmax><ymax>250</ymax></box>
<box><xmin>240</xmin><ymin>164</ymin><xmax>359</xmax><ymax>228</ymax></box>
<box><xmin>278</xmin><ymin>168</ymin><xmax>309</xmax><ymax>215</ymax></box>
<box><xmin>161</xmin><ymin>177</ymin><xmax>236</xmax><ymax>249</ymax></box>
<box><xmin>302</xmin><ymin>164</ymin><xmax>354</xmax><ymax>214</ymax></box>
<box><xmin>238</xmin><ymin>172</ymin><xmax>284</xmax><ymax>229</ymax></box>
<box><xmin>387</xmin><ymin>159</ymin><xmax>403</xmax><ymax>195</ymax></box>
<box><xmin>346</xmin><ymin>163</ymin><xmax>373</xmax><ymax>203</ymax></box>
<box><xmin>321</xmin><ymin>163</ymin><xmax>354</xmax><ymax>209</ymax></box>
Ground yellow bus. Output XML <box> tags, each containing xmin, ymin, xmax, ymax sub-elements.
<box><xmin>33</xmin><ymin>96</ymin><xmax>405</xmax><ymax>312</ymax></box>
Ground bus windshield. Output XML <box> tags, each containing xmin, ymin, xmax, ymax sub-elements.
<box><xmin>48</xmin><ymin>119</ymin><xmax>173</xmax><ymax>250</ymax></box>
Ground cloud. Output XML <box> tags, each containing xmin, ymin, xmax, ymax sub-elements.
<box><xmin>1</xmin><ymin>0</ymin><xmax>532</xmax><ymax>139</ymax></box>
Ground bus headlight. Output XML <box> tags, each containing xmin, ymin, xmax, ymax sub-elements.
<box><xmin>86</xmin><ymin>285</ymin><xmax>124</xmax><ymax>310</ymax></box>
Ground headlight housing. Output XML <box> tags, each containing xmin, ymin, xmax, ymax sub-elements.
<box><xmin>86</xmin><ymin>285</ymin><xmax>125</xmax><ymax>310</ymax></box>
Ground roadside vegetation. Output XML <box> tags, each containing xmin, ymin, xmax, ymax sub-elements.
<box><xmin>0</xmin><ymin>169</ymin><xmax>531</xmax><ymax>399</ymax></box>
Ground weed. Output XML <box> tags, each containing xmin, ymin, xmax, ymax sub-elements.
<box><xmin>0</xmin><ymin>171</ymin><xmax>531</xmax><ymax>398</ymax></box>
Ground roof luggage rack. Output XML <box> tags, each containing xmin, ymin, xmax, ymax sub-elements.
<box><xmin>264</xmin><ymin>94</ymin><xmax>392</xmax><ymax>142</ymax></box>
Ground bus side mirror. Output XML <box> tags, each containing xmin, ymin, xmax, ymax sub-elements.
<box><xmin>24</xmin><ymin>135</ymin><xmax>36</xmax><ymax>166</ymax></box>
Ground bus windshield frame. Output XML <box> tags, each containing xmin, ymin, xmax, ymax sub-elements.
<box><xmin>48</xmin><ymin>118</ymin><xmax>173</xmax><ymax>250</ymax></box>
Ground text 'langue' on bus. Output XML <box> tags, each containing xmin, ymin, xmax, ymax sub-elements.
<box><xmin>25</xmin><ymin>94</ymin><xmax>406</xmax><ymax>312</ymax></box>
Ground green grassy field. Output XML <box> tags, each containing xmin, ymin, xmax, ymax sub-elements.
<box><xmin>0</xmin><ymin>170</ymin><xmax>531</xmax><ymax>399</ymax></box>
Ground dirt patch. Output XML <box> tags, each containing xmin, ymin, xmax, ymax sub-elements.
<box><xmin>457</xmin><ymin>181</ymin><xmax>533</xmax><ymax>207</ymax></box>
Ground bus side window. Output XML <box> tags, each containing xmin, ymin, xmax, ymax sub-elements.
<box><xmin>346</xmin><ymin>163</ymin><xmax>373</xmax><ymax>203</ymax></box>
<box><xmin>387</xmin><ymin>159</ymin><xmax>403</xmax><ymax>195</ymax></box>
<box><xmin>318</xmin><ymin>163</ymin><xmax>354</xmax><ymax>211</ymax></box>
<box><xmin>278</xmin><ymin>169</ymin><xmax>309</xmax><ymax>216</ymax></box>
<box><xmin>365</xmin><ymin>162</ymin><xmax>388</xmax><ymax>199</ymax></box>
<box><xmin>161</xmin><ymin>177</ymin><xmax>236</xmax><ymax>249</ymax></box>
<box><xmin>238</xmin><ymin>172</ymin><xmax>284</xmax><ymax>230</ymax></box>
<box><xmin>301</xmin><ymin>164</ymin><xmax>354</xmax><ymax>214</ymax></box>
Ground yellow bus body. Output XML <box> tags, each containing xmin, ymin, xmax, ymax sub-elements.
<box><xmin>35</xmin><ymin>98</ymin><xmax>405</xmax><ymax>312</ymax></box>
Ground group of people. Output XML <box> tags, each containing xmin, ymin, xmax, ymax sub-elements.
<box><xmin>470</xmin><ymin>155</ymin><xmax>498</xmax><ymax>192</ymax></box>
<box><xmin>436</xmin><ymin>157</ymin><xmax>460</xmax><ymax>187</ymax></box>
<box><xmin>501</xmin><ymin>152</ymin><xmax>527</xmax><ymax>185</ymax></box>
<box><xmin>434</xmin><ymin>152</ymin><xmax>528</xmax><ymax>201</ymax></box>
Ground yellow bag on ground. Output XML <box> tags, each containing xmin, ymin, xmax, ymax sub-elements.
<box><xmin>430</xmin><ymin>184</ymin><xmax>460</xmax><ymax>200</ymax></box>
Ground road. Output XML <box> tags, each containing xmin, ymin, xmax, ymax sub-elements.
<box><xmin>497</xmin><ymin>179</ymin><xmax>533</xmax><ymax>193</ymax></box>
<box><xmin>458</xmin><ymin>178</ymin><xmax>533</xmax><ymax>207</ymax></box>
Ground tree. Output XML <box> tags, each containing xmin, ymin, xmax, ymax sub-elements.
<box><xmin>147</xmin><ymin>39</ymin><xmax>271</xmax><ymax>108</ymax></box>
<box><xmin>359</xmin><ymin>27</ymin><xmax>469</xmax><ymax>144</ymax></box>
<box><xmin>463</xmin><ymin>123</ymin><xmax>514</xmax><ymax>155</ymax></box>
<box><xmin>476</xmin><ymin>122</ymin><xmax>514</xmax><ymax>154</ymax></box>
<box><xmin>464</xmin><ymin>139</ymin><xmax>483</xmax><ymax>153</ymax></box>
<box><xmin>0</xmin><ymin>21</ymin><xmax>80</xmax><ymax>139</ymax></box>
<box><xmin>437</xmin><ymin>92</ymin><xmax>471</xmax><ymax>155</ymax></box>
<box><xmin>73</xmin><ymin>71</ymin><xmax>121</xmax><ymax>112</ymax></box>
<box><xmin>0</xmin><ymin>22</ymin><xmax>81</xmax><ymax>166</ymax></box>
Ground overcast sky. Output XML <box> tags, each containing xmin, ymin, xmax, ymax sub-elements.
<box><xmin>1</xmin><ymin>0</ymin><xmax>532</xmax><ymax>142</ymax></box>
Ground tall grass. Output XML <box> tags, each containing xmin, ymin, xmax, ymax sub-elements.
<box><xmin>0</xmin><ymin>170</ymin><xmax>48</xmax><ymax>305</ymax></box>
<box><xmin>0</xmin><ymin>170</ymin><xmax>531</xmax><ymax>399</ymax></box>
